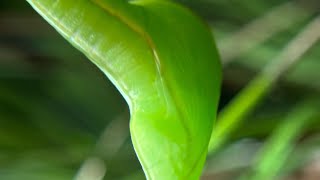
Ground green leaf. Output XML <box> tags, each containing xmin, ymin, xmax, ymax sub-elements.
<box><xmin>26</xmin><ymin>0</ymin><xmax>221</xmax><ymax>178</ymax></box>
<box><xmin>243</xmin><ymin>99</ymin><xmax>319</xmax><ymax>180</ymax></box>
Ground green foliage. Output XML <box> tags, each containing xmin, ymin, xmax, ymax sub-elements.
<box><xmin>241</xmin><ymin>98</ymin><xmax>319</xmax><ymax>180</ymax></box>
<box><xmin>26</xmin><ymin>0</ymin><xmax>221</xmax><ymax>179</ymax></box>
<box><xmin>2</xmin><ymin>0</ymin><xmax>320</xmax><ymax>179</ymax></box>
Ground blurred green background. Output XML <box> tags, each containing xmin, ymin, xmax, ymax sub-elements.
<box><xmin>0</xmin><ymin>0</ymin><xmax>319</xmax><ymax>179</ymax></box>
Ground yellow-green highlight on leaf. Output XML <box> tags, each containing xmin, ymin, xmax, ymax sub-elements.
<box><xmin>26</xmin><ymin>0</ymin><xmax>221</xmax><ymax>179</ymax></box>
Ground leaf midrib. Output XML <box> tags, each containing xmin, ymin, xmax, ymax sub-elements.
<box><xmin>91</xmin><ymin>0</ymin><xmax>196</xmax><ymax>175</ymax></box>
<box><xmin>92</xmin><ymin>0</ymin><xmax>191</xmax><ymax>136</ymax></box>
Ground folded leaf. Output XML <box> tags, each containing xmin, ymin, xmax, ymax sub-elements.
<box><xmin>27</xmin><ymin>0</ymin><xmax>221</xmax><ymax>179</ymax></box>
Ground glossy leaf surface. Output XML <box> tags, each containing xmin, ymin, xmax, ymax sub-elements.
<box><xmin>26</xmin><ymin>0</ymin><xmax>221</xmax><ymax>179</ymax></box>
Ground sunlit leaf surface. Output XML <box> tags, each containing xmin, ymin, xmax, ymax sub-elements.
<box><xmin>26</xmin><ymin>0</ymin><xmax>221</xmax><ymax>178</ymax></box>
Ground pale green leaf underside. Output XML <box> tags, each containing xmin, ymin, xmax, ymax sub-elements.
<box><xmin>26</xmin><ymin>0</ymin><xmax>221</xmax><ymax>179</ymax></box>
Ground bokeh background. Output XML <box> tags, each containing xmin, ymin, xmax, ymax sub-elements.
<box><xmin>0</xmin><ymin>0</ymin><xmax>319</xmax><ymax>179</ymax></box>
